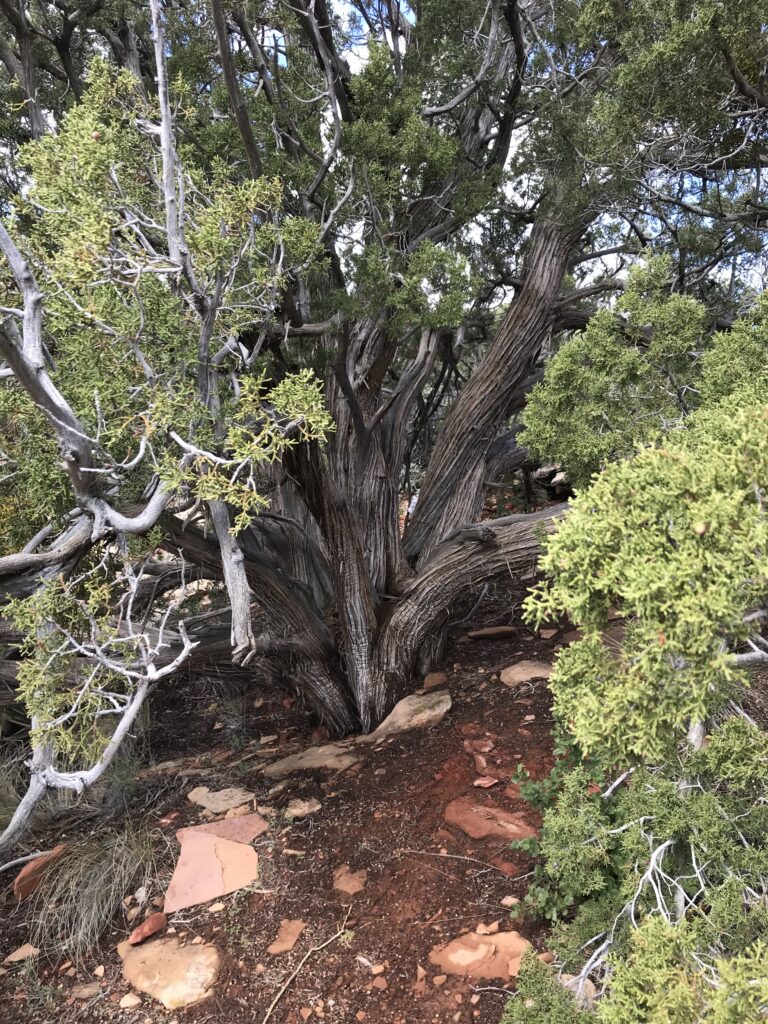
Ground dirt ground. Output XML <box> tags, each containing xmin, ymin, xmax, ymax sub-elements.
<box><xmin>0</xmin><ymin>601</ymin><xmax>562</xmax><ymax>1024</ymax></box>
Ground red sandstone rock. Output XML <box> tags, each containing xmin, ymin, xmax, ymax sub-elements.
<box><xmin>444</xmin><ymin>797</ymin><xmax>538</xmax><ymax>841</ymax></box>
<box><xmin>13</xmin><ymin>844</ymin><xmax>67</xmax><ymax>900</ymax></box>
<box><xmin>429</xmin><ymin>930</ymin><xmax>530</xmax><ymax>979</ymax></box>
<box><xmin>128</xmin><ymin>912</ymin><xmax>167</xmax><ymax>945</ymax></box>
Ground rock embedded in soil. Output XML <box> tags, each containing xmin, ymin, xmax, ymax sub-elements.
<box><xmin>118</xmin><ymin>936</ymin><xmax>220</xmax><ymax>1009</ymax></box>
<box><xmin>423</xmin><ymin>671</ymin><xmax>448</xmax><ymax>690</ymax></box>
<box><xmin>186</xmin><ymin>785</ymin><xmax>255</xmax><ymax>813</ymax></box>
<box><xmin>267</xmin><ymin>919</ymin><xmax>306</xmax><ymax>955</ymax></box>
<box><xmin>473</xmin><ymin>776</ymin><xmax>499</xmax><ymax>788</ymax></box>
<box><xmin>429</xmin><ymin>929</ymin><xmax>530</xmax><ymax>979</ymax></box>
<box><xmin>285</xmin><ymin>797</ymin><xmax>322</xmax><ymax>818</ymax></box>
<box><xmin>538</xmin><ymin>628</ymin><xmax>558</xmax><ymax>639</ymax></box>
<box><xmin>358</xmin><ymin>691</ymin><xmax>452</xmax><ymax>744</ymax></box>
<box><xmin>13</xmin><ymin>844</ymin><xmax>68</xmax><ymax>900</ymax></box>
<box><xmin>559</xmin><ymin>973</ymin><xmax>598</xmax><ymax>1009</ymax></box>
<box><xmin>224</xmin><ymin>804</ymin><xmax>252</xmax><ymax>818</ymax></box>
<box><xmin>333</xmin><ymin>864</ymin><xmax>368</xmax><ymax>895</ymax></box>
<box><xmin>71</xmin><ymin>982</ymin><xmax>101</xmax><ymax>1000</ymax></box>
<box><xmin>444</xmin><ymin>796</ymin><xmax>538</xmax><ymax>841</ymax></box>
<box><xmin>2</xmin><ymin>943</ymin><xmax>40</xmax><ymax>965</ymax></box>
<box><xmin>181</xmin><ymin>812</ymin><xmax>269</xmax><ymax>844</ymax></box>
<box><xmin>264</xmin><ymin>743</ymin><xmax>359</xmax><ymax>778</ymax></box>
<box><xmin>119</xmin><ymin>992</ymin><xmax>142</xmax><ymax>1008</ymax></box>
<box><xmin>499</xmin><ymin>660</ymin><xmax>553</xmax><ymax>687</ymax></box>
<box><xmin>163</xmin><ymin>831</ymin><xmax>259</xmax><ymax>913</ymax></box>
<box><xmin>128</xmin><ymin>912</ymin><xmax>168</xmax><ymax>945</ymax></box>
<box><xmin>466</xmin><ymin>625</ymin><xmax>517</xmax><ymax>639</ymax></box>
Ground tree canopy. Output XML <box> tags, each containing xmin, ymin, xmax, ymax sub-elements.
<box><xmin>1</xmin><ymin>14</ymin><xmax>768</xmax><ymax>1014</ymax></box>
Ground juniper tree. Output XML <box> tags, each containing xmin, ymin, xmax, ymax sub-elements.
<box><xmin>0</xmin><ymin>0</ymin><xmax>767</xmax><ymax>853</ymax></box>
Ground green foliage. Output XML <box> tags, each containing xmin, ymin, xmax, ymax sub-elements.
<box><xmin>8</xmin><ymin>563</ymin><xmax>131</xmax><ymax>764</ymax></box>
<box><xmin>158</xmin><ymin>369</ymin><xmax>333</xmax><ymax>534</ymax></box>
<box><xmin>595</xmin><ymin>918</ymin><xmax>768</xmax><ymax>1024</ymax></box>
<box><xmin>596</xmin><ymin>918</ymin><xmax>704</xmax><ymax>1024</ymax></box>
<box><xmin>521</xmin><ymin>769</ymin><xmax>619</xmax><ymax>922</ymax></box>
<box><xmin>525</xmin><ymin>401</ymin><xmax>768</xmax><ymax>760</ymax></box>
<box><xmin>708</xmin><ymin>942</ymin><xmax>768</xmax><ymax>1023</ymax></box>
<box><xmin>502</xmin><ymin>951</ymin><xmax>590</xmax><ymax>1024</ymax></box>
<box><xmin>521</xmin><ymin>257</ymin><xmax>707</xmax><ymax>487</ymax></box>
<box><xmin>510</xmin><ymin>724</ymin><xmax>603</xmax><ymax>811</ymax></box>
<box><xmin>344</xmin><ymin>40</ymin><xmax>459</xmax><ymax>218</ymax></box>
<box><xmin>0</xmin><ymin>60</ymin><xmax>337</xmax><ymax>550</ymax></box>
<box><xmin>577</xmin><ymin>0</ymin><xmax>768</xmax><ymax>144</ymax></box>
<box><xmin>506</xmin><ymin>717</ymin><xmax>768</xmax><ymax>1019</ymax></box>
<box><xmin>0</xmin><ymin>384</ymin><xmax>69</xmax><ymax>553</ymax></box>
<box><xmin>344</xmin><ymin>240</ymin><xmax>476</xmax><ymax>332</ymax></box>
<box><xmin>697</xmin><ymin>294</ymin><xmax>768</xmax><ymax>414</ymax></box>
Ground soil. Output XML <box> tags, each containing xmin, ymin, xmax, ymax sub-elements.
<box><xmin>0</xmin><ymin>598</ymin><xmax>564</xmax><ymax>1024</ymax></box>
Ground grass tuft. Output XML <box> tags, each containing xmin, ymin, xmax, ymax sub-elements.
<box><xmin>27</xmin><ymin>820</ymin><xmax>155</xmax><ymax>961</ymax></box>
<box><xmin>0</xmin><ymin>747</ymin><xmax>24</xmax><ymax>831</ymax></box>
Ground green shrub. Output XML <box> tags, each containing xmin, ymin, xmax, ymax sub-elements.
<box><xmin>502</xmin><ymin>952</ymin><xmax>591</xmax><ymax>1024</ymax></box>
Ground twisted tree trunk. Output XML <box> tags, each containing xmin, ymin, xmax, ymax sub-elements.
<box><xmin>403</xmin><ymin>218</ymin><xmax>582</xmax><ymax>563</ymax></box>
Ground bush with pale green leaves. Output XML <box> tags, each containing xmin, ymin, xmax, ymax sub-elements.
<box><xmin>508</xmin><ymin>265</ymin><xmax>768</xmax><ymax>1020</ymax></box>
<box><xmin>526</xmin><ymin>402</ymin><xmax>768</xmax><ymax>761</ymax></box>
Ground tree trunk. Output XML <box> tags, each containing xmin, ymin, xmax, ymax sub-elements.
<box><xmin>403</xmin><ymin>218</ymin><xmax>582</xmax><ymax>562</ymax></box>
<box><xmin>374</xmin><ymin>504</ymin><xmax>565</xmax><ymax>712</ymax></box>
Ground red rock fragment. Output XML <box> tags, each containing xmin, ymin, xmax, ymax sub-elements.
<box><xmin>333</xmin><ymin>864</ymin><xmax>367</xmax><ymax>895</ymax></box>
<box><xmin>128</xmin><ymin>912</ymin><xmax>167</xmax><ymax>945</ymax></box>
<box><xmin>13</xmin><ymin>844</ymin><xmax>67</xmax><ymax>901</ymax></box>
<box><xmin>180</xmin><ymin>813</ymin><xmax>268</xmax><ymax>844</ymax></box>
<box><xmin>267</xmin><ymin>919</ymin><xmax>306</xmax><ymax>955</ymax></box>
<box><xmin>164</xmin><ymin>832</ymin><xmax>259</xmax><ymax>913</ymax></box>
<box><xmin>429</xmin><ymin>930</ymin><xmax>529</xmax><ymax>979</ymax></box>
<box><xmin>444</xmin><ymin>797</ymin><xmax>538</xmax><ymax>841</ymax></box>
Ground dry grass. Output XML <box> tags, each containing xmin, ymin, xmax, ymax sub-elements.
<box><xmin>206</xmin><ymin>675</ymin><xmax>251</xmax><ymax>749</ymax></box>
<box><xmin>0</xmin><ymin>745</ymin><xmax>25</xmax><ymax>831</ymax></box>
<box><xmin>741</xmin><ymin>666</ymin><xmax>768</xmax><ymax>731</ymax></box>
<box><xmin>27</xmin><ymin>820</ymin><xmax>156</xmax><ymax>962</ymax></box>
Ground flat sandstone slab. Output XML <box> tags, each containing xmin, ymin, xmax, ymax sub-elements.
<box><xmin>499</xmin><ymin>660</ymin><xmax>553</xmax><ymax>687</ymax></box>
<box><xmin>118</xmin><ymin>936</ymin><xmax>220</xmax><ymax>1009</ymax></box>
<box><xmin>186</xmin><ymin>786</ymin><xmax>255</xmax><ymax>813</ymax></box>
<box><xmin>164</xmin><ymin>832</ymin><xmax>259</xmax><ymax>913</ymax></box>
<box><xmin>429</xmin><ymin>929</ymin><xmax>530</xmax><ymax>979</ymax></box>
<box><xmin>357</xmin><ymin>692</ymin><xmax>452</xmax><ymax>744</ymax></box>
<box><xmin>263</xmin><ymin>743</ymin><xmax>360</xmax><ymax>778</ymax></box>
<box><xmin>444</xmin><ymin>796</ymin><xmax>538</xmax><ymax>841</ymax></box>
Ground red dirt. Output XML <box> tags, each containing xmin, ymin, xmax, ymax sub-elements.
<box><xmin>1</xmin><ymin>611</ymin><xmax>563</xmax><ymax>1024</ymax></box>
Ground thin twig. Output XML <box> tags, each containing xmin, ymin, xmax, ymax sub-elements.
<box><xmin>260</xmin><ymin>908</ymin><xmax>352</xmax><ymax>1024</ymax></box>
<box><xmin>400</xmin><ymin>848</ymin><xmax>514</xmax><ymax>876</ymax></box>
<box><xmin>0</xmin><ymin>851</ymin><xmax>47</xmax><ymax>874</ymax></box>
<box><xmin>469</xmin><ymin>984</ymin><xmax>514</xmax><ymax>995</ymax></box>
